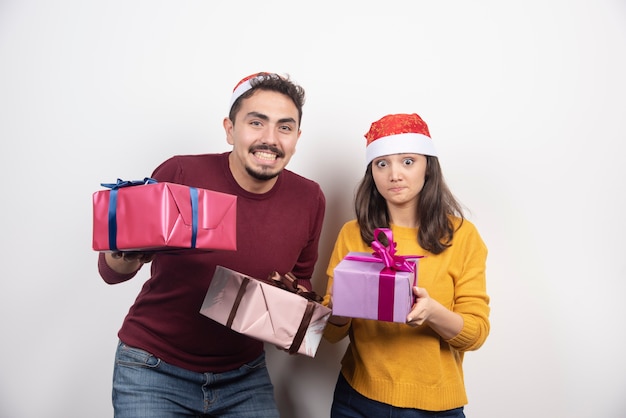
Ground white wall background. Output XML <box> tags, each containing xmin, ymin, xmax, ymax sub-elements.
<box><xmin>1</xmin><ymin>1</ymin><xmax>625</xmax><ymax>417</ymax></box>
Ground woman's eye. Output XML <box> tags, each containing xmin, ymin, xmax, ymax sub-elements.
<box><xmin>403</xmin><ymin>159</ymin><xmax>414</xmax><ymax>166</ymax></box>
<box><xmin>375</xmin><ymin>160</ymin><xmax>388</xmax><ymax>168</ymax></box>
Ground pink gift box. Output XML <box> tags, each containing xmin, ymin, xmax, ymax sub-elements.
<box><xmin>331</xmin><ymin>229</ymin><xmax>421</xmax><ymax>323</ymax></box>
<box><xmin>200</xmin><ymin>266</ymin><xmax>331</xmax><ymax>358</ymax></box>
<box><xmin>92</xmin><ymin>179</ymin><xmax>237</xmax><ymax>252</ymax></box>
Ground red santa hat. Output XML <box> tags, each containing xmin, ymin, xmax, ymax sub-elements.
<box><xmin>364</xmin><ymin>113</ymin><xmax>438</xmax><ymax>166</ymax></box>
<box><xmin>229</xmin><ymin>72</ymin><xmax>272</xmax><ymax>109</ymax></box>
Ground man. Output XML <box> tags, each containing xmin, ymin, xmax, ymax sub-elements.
<box><xmin>98</xmin><ymin>72</ymin><xmax>326</xmax><ymax>417</ymax></box>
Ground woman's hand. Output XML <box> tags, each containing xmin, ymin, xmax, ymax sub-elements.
<box><xmin>406</xmin><ymin>287</ymin><xmax>463</xmax><ymax>340</ymax></box>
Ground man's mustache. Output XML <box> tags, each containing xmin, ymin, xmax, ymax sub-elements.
<box><xmin>250</xmin><ymin>145</ymin><xmax>285</xmax><ymax>159</ymax></box>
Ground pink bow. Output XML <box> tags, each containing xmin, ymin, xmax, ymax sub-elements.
<box><xmin>369</xmin><ymin>228</ymin><xmax>420</xmax><ymax>272</ymax></box>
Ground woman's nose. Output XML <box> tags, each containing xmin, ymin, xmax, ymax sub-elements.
<box><xmin>389</xmin><ymin>167</ymin><xmax>401</xmax><ymax>181</ymax></box>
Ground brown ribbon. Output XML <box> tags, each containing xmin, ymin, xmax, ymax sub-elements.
<box><xmin>224</xmin><ymin>271</ymin><xmax>325</xmax><ymax>353</ymax></box>
<box><xmin>288</xmin><ymin>300</ymin><xmax>316</xmax><ymax>354</ymax></box>
<box><xmin>226</xmin><ymin>277</ymin><xmax>250</xmax><ymax>328</ymax></box>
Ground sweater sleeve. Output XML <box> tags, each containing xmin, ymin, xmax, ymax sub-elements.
<box><xmin>446</xmin><ymin>221</ymin><xmax>490</xmax><ymax>352</ymax></box>
<box><xmin>151</xmin><ymin>155</ymin><xmax>185</xmax><ymax>183</ymax></box>
<box><xmin>289</xmin><ymin>185</ymin><xmax>326</xmax><ymax>291</ymax></box>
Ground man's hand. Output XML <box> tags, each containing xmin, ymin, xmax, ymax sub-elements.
<box><xmin>105</xmin><ymin>251</ymin><xmax>155</xmax><ymax>274</ymax></box>
<box><xmin>111</xmin><ymin>252</ymin><xmax>155</xmax><ymax>263</ymax></box>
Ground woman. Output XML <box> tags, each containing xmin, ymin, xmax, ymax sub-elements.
<box><xmin>323</xmin><ymin>113</ymin><xmax>490</xmax><ymax>417</ymax></box>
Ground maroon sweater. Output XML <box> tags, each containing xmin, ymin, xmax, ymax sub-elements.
<box><xmin>98</xmin><ymin>152</ymin><xmax>326</xmax><ymax>373</ymax></box>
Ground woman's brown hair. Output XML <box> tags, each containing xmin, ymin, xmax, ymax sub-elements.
<box><xmin>354</xmin><ymin>156</ymin><xmax>464</xmax><ymax>254</ymax></box>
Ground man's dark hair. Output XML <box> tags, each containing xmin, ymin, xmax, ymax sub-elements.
<box><xmin>229</xmin><ymin>73</ymin><xmax>306</xmax><ymax>126</ymax></box>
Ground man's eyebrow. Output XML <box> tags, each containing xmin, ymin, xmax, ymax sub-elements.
<box><xmin>246</xmin><ymin>112</ymin><xmax>296</xmax><ymax>125</ymax></box>
<box><xmin>246</xmin><ymin>111</ymin><xmax>269</xmax><ymax>121</ymax></box>
<box><xmin>277</xmin><ymin>117</ymin><xmax>297</xmax><ymax>125</ymax></box>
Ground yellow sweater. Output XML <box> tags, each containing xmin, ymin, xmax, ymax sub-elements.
<box><xmin>323</xmin><ymin>219</ymin><xmax>490</xmax><ymax>411</ymax></box>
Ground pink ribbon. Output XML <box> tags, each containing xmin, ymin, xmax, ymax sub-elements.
<box><xmin>344</xmin><ymin>228</ymin><xmax>422</xmax><ymax>321</ymax></box>
<box><xmin>344</xmin><ymin>228</ymin><xmax>420</xmax><ymax>272</ymax></box>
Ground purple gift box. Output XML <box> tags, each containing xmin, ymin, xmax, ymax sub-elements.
<box><xmin>331</xmin><ymin>229</ymin><xmax>422</xmax><ymax>323</ymax></box>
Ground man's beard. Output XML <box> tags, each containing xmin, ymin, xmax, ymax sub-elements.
<box><xmin>246</xmin><ymin>145</ymin><xmax>284</xmax><ymax>181</ymax></box>
<box><xmin>245</xmin><ymin>165</ymin><xmax>281</xmax><ymax>181</ymax></box>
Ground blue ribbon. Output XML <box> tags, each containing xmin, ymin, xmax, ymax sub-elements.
<box><xmin>101</xmin><ymin>178</ymin><xmax>157</xmax><ymax>251</ymax></box>
<box><xmin>189</xmin><ymin>187</ymin><xmax>198</xmax><ymax>248</ymax></box>
<box><xmin>101</xmin><ymin>178</ymin><xmax>199</xmax><ymax>251</ymax></box>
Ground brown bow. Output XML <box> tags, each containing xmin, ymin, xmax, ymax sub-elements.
<box><xmin>265</xmin><ymin>271</ymin><xmax>323</xmax><ymax>303</ymax></box>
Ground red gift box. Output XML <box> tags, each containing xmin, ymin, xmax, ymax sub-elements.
<box><xmin>92</xmin><ymin>178</ymin><xmax>237</xmax><ymax>252</ymax></box>
<box><xmin>331</xmin><ymin>228</ymin><xmax>422</xmax><ymax>323</ymax></box>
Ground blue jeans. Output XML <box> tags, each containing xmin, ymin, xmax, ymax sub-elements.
<box><xmin>112</xmin><ymin>341</ymin><xmax>279</xmax><ymax>417</ymax></box>
<box><xmin>331</xmin><ymin>373</ymin><xmax>466</xmax><ymax>418</ymax></box>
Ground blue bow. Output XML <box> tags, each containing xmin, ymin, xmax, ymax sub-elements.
<box><xmin>101</xmin><ymin>177</ymin><xmax>157</xmax><ymax>190</ymax></box>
